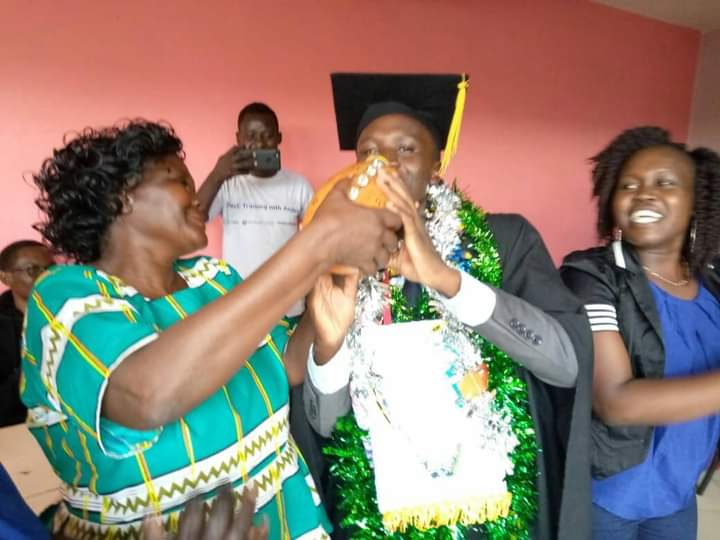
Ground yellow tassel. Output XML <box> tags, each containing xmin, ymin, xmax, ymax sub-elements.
<box><xmin>439</xmin><ymin>74</ymin><xmax>469</xmax><ymax>176</ymax></box>
<box><xmin>382</xmin><ymin>491</ymin><xmax>512</xmax><ymax>532</ymax></box>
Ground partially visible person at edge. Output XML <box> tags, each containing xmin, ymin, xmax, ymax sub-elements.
<box><xmin>20</xmin><ymin>120</ymin><xmax>402</xmax><ymax>539</ymax></box>
<box><xmin>197</xmin><ymin>102</ymin><xmax>322</xmax><ymax>501</ymax></box>
<box><xmin>561</xmin><ymin>126</ymin><xmax>720</xmax><ymax>540</ymax></box>
<box><xmin>0</xmin><ymin>462</ymin><xmax>52</xmax><ymax>539</ymax></box>
<box><xmin>0</xmin><ymin>240</ymin><xmax>54</xmax><ymax>426</ymax></box>
<box><xmin>302</xmin><ymin>73</ymin><xmax>593</xmax><ymax>540</ymax></box>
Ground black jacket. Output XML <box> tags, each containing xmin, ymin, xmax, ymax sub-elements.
<box><xmin>560</xmin><ymin>242</ymin><xmax>720</xmax><ymax>478</ymax></box>
<box><xmin>489</xmin><ymin>215</ymin><xmax>592</xmax><ymax>540</ymax></box>
<box><xmin>0</xmin><ymin>289</ymin><xmax>26</xmax><ymax>427</ymax></box>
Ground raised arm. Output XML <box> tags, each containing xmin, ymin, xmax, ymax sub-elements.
<box><xmin>103</xmin><ymin>187</ymin><xmax>400</xmax><ymax>429</ymax></box>
<box><xmin>378</xmin><ymin>171</ymin><xmax>587</xmax><ymax>388</ymax></box>
<box><xmin>196</xmin><ymin>146</ymin><xmax>254</xmax><ymax>220</ymax></box>
<box><xmin>563</xmin><ymin>264</ymin><xmax>720</xmax><ymax>425</ymax></box>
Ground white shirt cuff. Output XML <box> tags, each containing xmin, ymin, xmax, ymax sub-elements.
<box><xmin>307</xmin><ymin>340</ymin><xmax>352</xmax><ymax>394</ymax></box>
<box><xmin>439</xmin><ymin>270</ymin><xmax>497</xmax><ymax>326</ymax></box>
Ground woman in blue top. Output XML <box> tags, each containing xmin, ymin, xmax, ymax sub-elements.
<box><xmin>561</xmin><ymin>126</ymin><xmax>720</xmax><ymax>540</ymax></box>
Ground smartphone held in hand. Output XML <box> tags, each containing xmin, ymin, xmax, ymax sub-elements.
<box><xmin>252</xmin><ymin>149</ymin><xmax>281</xmax><ymax>172</ymax></box>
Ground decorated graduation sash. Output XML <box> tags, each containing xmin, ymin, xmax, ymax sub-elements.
<box><xmin>325</xmin><ymin>183</ymin><xmax>539</xmax><ymax>539</ymax></box>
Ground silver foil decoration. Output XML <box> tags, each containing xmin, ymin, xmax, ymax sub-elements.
<box><xmin>345</xmin><ymin>183</ymin><xmax>518</xmax><ymax>477</ymax></box>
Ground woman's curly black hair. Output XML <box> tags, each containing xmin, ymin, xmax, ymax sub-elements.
<box><xmin>591</xmin><ymin>126</ymin><xmax>720</xmax><ymax>274</ymax></box>
<box><xmin>33</xmin><ymin>120</ymin><xmax>184</xmax><ymax>263</ymax></box>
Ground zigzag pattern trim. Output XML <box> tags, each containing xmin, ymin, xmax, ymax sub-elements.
<box><xmin>93</xmin><ymin>257</ymin><xmax>229</xmax><ymax>299</ymax></box>
<box><xmin>94</xmin><ymin>270</ymin><xmax>139</xmax><ymax>297</ymax></box>
<box><xmin>176</xmin><ymin>257</ymin><xmax>231</xmax><ymax>288</ymax></box>
<box><xmin>38</xmin><ymin>294</ymin><xmax>149</xmax><ymax>410</ymax></box>
<box><xmin>58</xmin><ymin>440</ymin><xmax>299</xmax><ymax>533</ymax></box>
<box><xmin>63</xmin><ymin>405</ymin><xmax>290</xmax><ymax>521</ymax></box>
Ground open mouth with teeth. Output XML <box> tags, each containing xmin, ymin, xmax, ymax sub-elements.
<box><xmin>630</xmin><ymin>209</ymin><xmax>664</xmax><ymax>224</ymax></box>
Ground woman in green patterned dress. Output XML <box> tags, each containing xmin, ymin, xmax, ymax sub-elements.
<box><xmin>21</xmin><ymin>120</ymin><xmax>402</xmax><ymax>539</ymax></box>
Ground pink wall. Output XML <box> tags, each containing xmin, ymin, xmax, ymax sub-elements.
<box><xmin>0</xmin><ymin>0</ymin><xmax>699</xmax><ymax>271</ymax></box>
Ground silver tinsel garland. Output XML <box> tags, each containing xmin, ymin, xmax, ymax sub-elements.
<box><xmin>345</xmin><ymin>183</ymin><xmax>518</xmax><ymax>478</ymax></box>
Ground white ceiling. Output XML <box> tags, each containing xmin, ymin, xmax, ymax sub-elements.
<box><xmin>593</xmin><ymin>0</ymin><xmax>720</xmax><ymax>32</ymax></box>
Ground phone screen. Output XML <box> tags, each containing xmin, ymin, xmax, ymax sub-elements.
<box><xmin>253</xmin><ymin>149</ymin><xmax>281</xmax><ymax>172</ymax></box>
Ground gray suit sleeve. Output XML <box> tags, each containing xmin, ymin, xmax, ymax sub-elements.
<box><xmin>303</xmin><ymin>371</ymin><xmax>351</xmax><ymax>438</ymax></box>
<box><xmin>472</xmin><ymin>287</ymin><xmax>578</xmax><ymax>387</ymax></box>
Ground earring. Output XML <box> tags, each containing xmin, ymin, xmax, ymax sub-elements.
<box><xmin>689</xmin><ymin>221</ymin><xmax>697</xmax><ymax>254</ymax></box>
<box><xmin>122</xmin><ymin>195</ymin><xmax>134</xmax><ymax>215</ymax></box>
<box><xmin>612</xmin><ymin>227</ymin><xmax>627</xmax><ymax>269</ymax></box>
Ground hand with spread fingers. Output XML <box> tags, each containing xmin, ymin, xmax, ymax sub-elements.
<box><xmin>377</xmin><ymin>169</ymin><xmax>461</xmax><ymax>298</ymax></box>
<box><xmin>142</xmin><ymin>484</ymin><xmax>268</xmax><ymax>540</ymax></box>
<box><xmin>308</xmin><ymin>270</ymin><xmax>360</xmax><ymax>365</ymax></box>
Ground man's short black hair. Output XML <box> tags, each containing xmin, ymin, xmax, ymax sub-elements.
<box><xmin>237</xmin><ymin>102</ymin><xmax>279</xmax><ymax>131</ymax></box>
<box><xmin>0</xmin><ymin>240</ymin><xmax>47</xmax><ymax>270</ymax></box>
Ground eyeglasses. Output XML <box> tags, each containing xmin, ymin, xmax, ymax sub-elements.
<box><xmin>7</xmin><ymin>264</ymin><xmax>52</xmax><ymax>279</ymax></box>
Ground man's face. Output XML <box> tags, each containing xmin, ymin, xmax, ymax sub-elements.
<box><xmin>355</xmin><ymin>113</ymin><xmax>440</xmax><ymax>203</ymax></box>
<box><xmin>236</xmin><ymin>112</ymin><xmax>282</xmax><ymax>150</ymax></box>
<box><xmin>0</xmin><ymin>245</ymin><xmax>55</xmax><ymax>302</ymax></box>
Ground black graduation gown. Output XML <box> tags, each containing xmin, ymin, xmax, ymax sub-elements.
<box><xmin>489</xmin><ymin>214</ymin><xmax>592</xmax><ymax>540</ymax></box>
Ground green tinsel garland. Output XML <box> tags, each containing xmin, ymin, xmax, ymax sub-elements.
<box><xmin>324</xmin><ymin>195</ymin><xmax>538</xmax><ymax>539</ymax></box>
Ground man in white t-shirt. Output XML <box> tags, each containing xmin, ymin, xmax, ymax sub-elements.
<box><xmin>198</xmin><ymin>103</ymin><xmax>314</xmax><ymax>317</ymax></box>
<box><xmin>198</xmin><ymin>104</ymin><xmax>325</xmax><ymax>502</ymax></box>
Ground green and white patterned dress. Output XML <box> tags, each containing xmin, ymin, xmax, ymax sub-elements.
<box><xmin>21</xmin><ymin>256</ymin><xmax>330</xmax><ymax>540</ymax></box>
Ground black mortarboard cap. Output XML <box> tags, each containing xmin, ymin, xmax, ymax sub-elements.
<box><xmin>331</xmin><ymin>73</ymin><xmax>469</xmax><ymax>172</ymax></box>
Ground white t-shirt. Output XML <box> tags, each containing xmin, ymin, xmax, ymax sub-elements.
<box><xmin>208</xmin><ymin>169</ymin><xmax>314</xmax><ymax>317</ymax></box>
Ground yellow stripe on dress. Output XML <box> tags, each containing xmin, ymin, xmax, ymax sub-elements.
<box><xmin>33</xmin><ymin>292</ymin><xmax>110</xmax><ymax>379</ymax></box>
<box><xmin>22</xmin><ymin>347</ymin><xmax>38</xmax><ymax>366</ymax></box>
<box><xmin>97</xmin><ymin>280</ymin><xmax>110</xmax><ymax>299</ymax></box>
<box><xmin>245</xmin><ymin>360</ymin><xmax>290</xmax><ymax>539</ymax></box>
<box><xmin>135</xmin><ymin>450</ymin><xmax>161</xmax><ymax>514</ymax></box>
<box><xmin>101</xmin><ymin>497</ymin><xmax>111</xmax><ymax>526</ymax></box>
<box><xmin>204</xmin><ymin>277</ymin><xmax>227</xmax><ymax>296</ymax></box>
<box><xmin>265</xmin><ymin>336</ymin><xmax>285</xmax><ymax>369</ymax></box>
<box><xmin>61</xmin><ymin>438</ymin><xmax>84</xmax><ymax>489</ymax></box>
<box><xmin>77</xmin><ymin>429</ymin><xmax>99</xmax><ymax>493</ymax></box>
<box><xmin>179</xmin><ymin>417</ymin><xmax>197</xmax><ymax>480</ymax></box>
<box><xmin>42</xmin><ymin>425</ymin><xmax>56</xmax><ymax>459</ymax></box>
<box><xmin>97</xmin><ymin>280</ymin><xmax>136</xmax><ymax>323</ymax></box>
<box><xmin>222</xmin><ymin>386</ymin><xmax>249</xmax><ymax>483</ymax></box>
<box><xmin>107</xmin><ymin>276</ymin><xmax>127</xmax><ymax>298</ymax></box>
<box><xmin>164</xmin><ymin>296</ymin><xmax>187</xmax><ymax>319</ymax></box>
